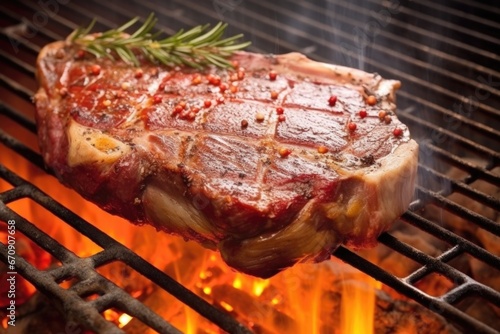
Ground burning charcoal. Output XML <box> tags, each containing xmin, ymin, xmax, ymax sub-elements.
<box><xmin>210</xmin><ymin>285</ymin><xmax>296</xmax><ymax>333</ymax></box>
<box><xmin>0</xmin><ymin>227</ymin><xmax>51</xmax><ymax>308</ymax></box>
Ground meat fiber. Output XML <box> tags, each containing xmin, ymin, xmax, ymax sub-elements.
<box><xmin>35</xmin><ymin>41</ymin><xmax>418</xmax><ymax>278</ymax></box>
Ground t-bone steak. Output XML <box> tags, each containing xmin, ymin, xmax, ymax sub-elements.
<box><xmin>35</xmin><ymin>41</ymin><xmax>418</xmax><ymax>278</ymax></box>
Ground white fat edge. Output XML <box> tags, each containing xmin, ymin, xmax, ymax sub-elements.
<box><xmin>67</xmin><ymin>120</ymin><xmax>131</xmax><ymax>167</ymax></box>
<box><xmin>143</xmin><ymin>183</ymin><xmax>217</xmax><ymax>239</ymax></box>
<box><xmin>58</xmin><ymin>61</ymin><xmax>73</xmax><ymax>87</ymax></box>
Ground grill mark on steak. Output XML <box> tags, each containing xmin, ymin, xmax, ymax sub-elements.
<box><xmin>35</xmin><ymin>42</ymin><xmax>418</xmax><ymax>278</ymax></box>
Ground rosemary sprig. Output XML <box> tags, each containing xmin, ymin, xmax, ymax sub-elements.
<box><xmin>68</xmin><ymin>13</ymin><xmax>251</xmax><ymax>69</ymax></box>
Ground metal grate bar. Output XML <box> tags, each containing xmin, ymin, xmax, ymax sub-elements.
<box><xmin>404</xmin><ymin>0</ymin><xmax>500</xmax><ymax>30</ymax></box>
<box><xmin>0</xmin><ymin>210</ymin><xmax>182</xmax><ymax>334</ymax></box>
<box><xmin>401</xmin><ymin>245</ymin><xmax>463</xmax><ymax>286</ymax></box>
<box><xmin>421</xmin><ymin>143</ymin><xmax>500</xmax><ymax>187</ymax></box>
<box><xmin>0</xmin><ymin>49</ymin><xmax>35</xmax><ymax>76</ymax></box>
<box><xmin>0</xmin><ymin>103</ymin><xmax>37</xmax><ymax>133</ymax></box>
<box><xmin>332</xmin><ymin>246</ymin><xmax>498</xmax><ymax>334</ymax></box>
<box><xmin>400</xmin><ymin>211</ymin><xmax>500</xmax><ymax>269</ymax></box>
<box><xmin>258</xmin><ymin>0</ymin><xmax>500</xmax><ymax>87</ymax></box>
<box><xmin>0</xmin><ymin>164</ymin><xmax>253</xmax><ymax>334</ymax></box>
<box><xmin>389</xmin><ymin>1</ymin><xmax>500</xmax><ymax>45</ymax></box>
<box><xmin>293</xmin><ymin>0</ymin><xmax>500</xmax><ymax>80</ymax></box>
<box><xmin>417</xmin><ymin>166</ymin><xmax>500</xmax><ymax>209</ymax></box>
<box><xmin>0</xmin><ymin>4</ymin><xmax>65</xmax><ymax>42</ymax></box>
<box><xmin>452</xmin><ymin>0</ymin><xmax>500</xmax><ymax>15</ymax></box>
<box><xmin>0</xmin><ymin>131</ymin><xmax>43</xmax><ymax>171</ymax></box>
<box><xmin>416</xmin><ymin>187</ymin><xmax>500</xmax><ymax>235</ymax></box>
<box><xmin>0</xmin><ymin>244</ymin><xmax>126</xmax><ymax>334</ymax></box>
<box><xmin>0</xmin><ymin>73</ymin><xmax>34</xmax><ymax>101</ymax></box>
<box><xmin>401</xmin><ymin>112</ymin><xmax>500</xmax><ymax>160</ymax></box>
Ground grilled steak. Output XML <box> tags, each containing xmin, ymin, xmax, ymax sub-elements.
<box><xmin>35</xmin><ymin>41</ymin><xmax>418</xmax><ymax>278</ymax></box>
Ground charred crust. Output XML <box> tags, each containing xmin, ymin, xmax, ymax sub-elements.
<box><xmin>360</xmin><ymin>154</ymin><xmax>375</xmax><ymax>167</ymax></box>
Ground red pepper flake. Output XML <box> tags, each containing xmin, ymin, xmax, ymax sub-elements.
<box><xmin>270</xmin><ymin>91</ymin><xmax>278</xmax><ymax>100</ymax></box>
<box><xmin>204</xmin><ymin>100</ymin><xmax>212</xmax><ymax>108</ymax></box>
<box><xmin>179</xmin><ymin>101</ymin><xmax>187</xmax><ymax>108</ymax></box>
<box><xmin>328</xmin><ymin>95</ymin><xmax>337</xmax><ymax>106</ymax></box>
<box><xmin>276</xmin><ymin>107</ymin><xmax>284</xmax><ymax>115</ymax></box>
<box><xmin>278</xmin><ymin>114</ymin><xmax>286</xmax><ymax>122</ymax></box>
<box><xmin>393</xmin><ymin>128</ymin><xmax>403</xmax><ymax>137</ymax></box>
<box><xmin>173</xmin><ymin>105</ymin><xmax>184</xmax><ymax>114</ymax></box>
<box><xmin>230</xmin><ymin>85</ymin><xmax>238</xmax><ymax>94</ymax></box>
<box><xmin>359</xmin><ymin>110</ymin><xmax>367</xmax><ymax>118</ymax></box>
<box><xmin>208</xmin><ymin>75</ymin><xmax>221</xmax><ymax>86</ymax></box>
<box><xmin>76</xmin><ymin>49</ymin><xmax>85</xmax><ymax>59</ymax></box>
<box><xmin>278</xmin><ymin>147</ymin><xmax>292</xmax><ymax>158</ymax></box>
<box><xmin>348</xmin><ymin>122</ymin><xmax>357</xmax><ymax>132</ymax></box>
<box><xmin>216</xmin><ymin>96</ymin><xmax>225</xmax><ymax>104</ymax></box>
<box><xmin>187</xmin><ymin>112</ymin><xmax>196</xmax><ymax>120</ymax></box>
<box><xmin>219</xmin><ymin>83</ymin><xmax>228</xmax><ymax>93</ymax></box>
<box><xmin>366</xmin><ymin>95</ymin><xmax>377</xmax><ymax>106</ymax></box>
<box><xmin>153</xmin><ymin>95</ymin><xmax>162</xmax><ymax>104</ymax></box>
<box><xmin>378</xmin><ymin>110</ymin><xmax>387</xmax><ymax>120</ymax></box>
<box><xmin>158</xmin><ymin>82</ymin><xmax>166</xmax><ymax>91</ymax></box>
<box><xmin>384</xmin><ymin>115</ymin><xmax>392</xmax><ymax>124</ymax></box>
<box><xmin>241</xmin><ymin>119</ymin><xmax>248</xmax><ymax>128</ymax></box>
<box><xmin>192</xmin><ymin>75</ymin><xmax>202</xmax><ymax>85</ymax></box>
<box><xmin>317</xmin><ymin>146</ymin><xmax>329</xmax><ymax>154</ymax></box>
<box><xmin>237</xmin><ymin>70</ymin><xmax>245</xmax><ymax>80</ymax></box>
<box><xmin>269</xmin><ymin>70</ymin><xmax>277</xmax><ymax>81</ymax></box>
<box><xmin>90</xmin><ymin>64</ymin><xmax>101</xmax><ymax>75</ymax></box>
<box><xmin>191</xmin><ymin>107</ymin><xmax>201</xmax><ymax>114</ymax></box>
<box><xmin>134</xmin><ymin>69</ymin><xmax>143</xmax><ymax>79</ymax></box>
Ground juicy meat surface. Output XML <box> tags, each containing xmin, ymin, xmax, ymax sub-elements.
<box><xmin>35</xmin><ymin>41</ymin><xmax>418</xmax><ymax>278</ymax></box>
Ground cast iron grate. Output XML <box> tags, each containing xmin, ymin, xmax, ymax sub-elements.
<box><xmin>1</xmin><ymin>0</ymin><xmax>499</xmax><ymax>333</ymax></box>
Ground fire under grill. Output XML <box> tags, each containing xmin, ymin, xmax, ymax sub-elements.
<box><xmin>0</xmin><ymin>0</ymin><xmax>499</xmax><ymax>333</ymax></box>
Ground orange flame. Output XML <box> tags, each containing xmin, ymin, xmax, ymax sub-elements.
<box><xmin>340</xmin><ymin>265</ymin><xmax>379</xmax><ymax>334</ymax></box>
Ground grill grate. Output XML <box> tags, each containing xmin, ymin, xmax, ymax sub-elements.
<box><xmin>1</xmin><ymin>1</ymin><xmax>499</xmax><ymax>333</ymax></box>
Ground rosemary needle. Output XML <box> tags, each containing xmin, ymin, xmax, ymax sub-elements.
<box><xmin>68</xmin><ymin>13</ymin><xmax>251</xmax><ymax>69</ymax></box>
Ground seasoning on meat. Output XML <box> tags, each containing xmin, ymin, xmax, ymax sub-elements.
<box><xmin>35</xmin><ymin>42</ymin><xmax>418</xmax><ymax>278</ymax></box>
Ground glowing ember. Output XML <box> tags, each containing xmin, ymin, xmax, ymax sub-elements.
<box><xmin>118</xmin><ymin>313</ymin><xmax>133</xmax><ymax>328</ymax></box>
<box><xmin>219</xmin><ymin>301</ymin><xmax>234</xmax><ymax>312</ymax></box>
<box><xmin>252</xmin><ymin>279</ymin><xmax>269</xmax><ymax>297</ymax></box>
<box><xmin>232</xmin><ymin>274</ymin><xmax>243</xmax><ymax>289</ymax></box>
<box><xmin>103</xmin><ymin>309</ymin><xmax>119</xmax><ymax>322</ymax></box>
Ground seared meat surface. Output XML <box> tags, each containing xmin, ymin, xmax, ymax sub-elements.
<box><xmin>35</xmin><ymin>41</ymin><xmax>418</xmax><ymax>278</ymax></box>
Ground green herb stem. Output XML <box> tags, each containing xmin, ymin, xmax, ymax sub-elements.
<box><xmin>68</xmin><ymin>13</ymin><xmax>251</xmax><ymax>69</ymax></box>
